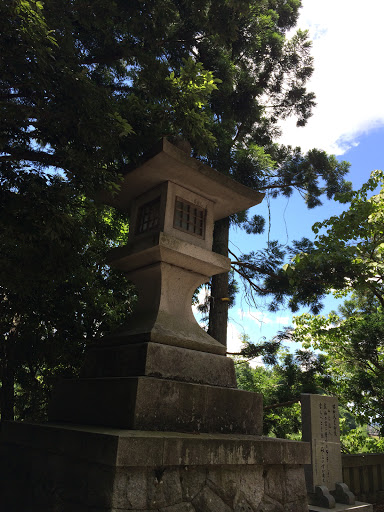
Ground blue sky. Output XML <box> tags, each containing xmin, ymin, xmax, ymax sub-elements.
<box><xmin>194</xmin><ymin>0</ymin><xmax>384</xmax><ymax>359</ymax></box>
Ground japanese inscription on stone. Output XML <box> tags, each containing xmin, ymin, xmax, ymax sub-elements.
<box><xmin>301</xmin><ymin>394</ymin><xmax>343</xmax><ymax>492</ymax></box>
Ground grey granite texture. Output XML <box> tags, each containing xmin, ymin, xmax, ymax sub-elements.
<box><xmin>48</xmin><ymin>376</ymin><xmax>263</xmax><ymax>434</ymax></box>
<box><xmin>0</xmin><ymin>422</ymin><xmax>310</xmax><ymax>512</ymax></box>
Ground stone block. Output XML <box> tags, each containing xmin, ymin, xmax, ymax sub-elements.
<box><xmin>232</xmin><ymin>491</ymin><xmax>255</xmax><ymax>512</ymax></box>
<box><xmin>2</xmin><ymin>422</ymin><xmax>309</xmax><ymax>468</ymax></box>
<box><xmin>111</xmin><ymin>467</ymin><xmax>148</xmax><ymax>509</ymax></box>
<box><xmin>161</xmin><ymin>434</ymin><xmax>310</xmax><ymax>467</ymax></box>
<box><xmin>207</xmin><ymin>465</ymin><xmax>263</xmax><ymax>507</ymax></box>
<box><xmin>180</xmin><ymin>467</ymin><xmax>207</xmax><ymax>501</ymax></box>
<box><xmin>82</xmin><ymin>342</ymin><xmax>237</xmax><ymax>388</ymax></box>
<box><xmin>257</xmin><ymin>495</ymin><xmax>284</xmax><ymax>512</ymax></box>
<box><xmin>192</xmin><ymin>485</ymin><xmax>232</xmax><ymax>512</ymax></box>
<box><xmin>264</xmin><ymin>466</ymin><xmax>285</xmax><ymax>503</ymax></box>
<box><xmin>48</xmin><ymin>376</ymin><xmax>263</xmax><ymax>434</ymax></box>
<box><xmin>146</xmin><ymin>468</ymin><xmax>183</xmax><ymax>509</ymax></box>
<box><xmin>283</xmin><ymin>496</ymin><xmax>310</xmax><ymax>512</ymax></box>
<box><xmin>283</xmin><ymin>465</ymin><xmax>308</xmax><ymax>502</ymax></box>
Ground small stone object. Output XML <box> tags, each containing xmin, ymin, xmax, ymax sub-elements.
<box><xmin>333</xmin><ymin>483</ymin><xmax>356</xmax><ymax>505</ymax></box>
<box><xmin>314</xmin><ymin>485</ymin><xmax>336</xmax><ymax>508</ymax></box>
<box><xmin>301</xmin><ymin>394</ymin><xmax>358</xmax><ymax>509</ymax></box>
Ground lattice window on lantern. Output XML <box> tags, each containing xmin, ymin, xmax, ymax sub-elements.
<box><xmin>173</xmin><ymin>197</ymin><xmax>206</xmax><ymax>238</ymax></box>
<box><xmin>136</xmin><ymin>197</ymin><xmax>160</xmax><ymax>235</ymax></box>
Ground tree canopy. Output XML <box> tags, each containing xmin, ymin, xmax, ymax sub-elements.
<box><xmin>0</xmin><ymin>172</ymin><xmax>134</xmax><ymax>421</ymax></box>
<box><xmin>1</xmin><ymin>0</ymin><xmax>314</xmax><ymax>187</ymax></box>
<box><xmin>1</xmin><ymin>0</ymin><xmax>352</xmax><ymax>421</ymax></box>
<box><xmin>282</xmin><ymin>170</ymin><xmax>384</xmax><ymax>312</ymax></box>
<box><xmin>286</xmin><ymin>171</ymin><xmax>384</xmax><ymax>430</ymax></box>
<box><xmin>235</xmin><ymin>346</ymin><xmax>330</xmax><ymax>438</ymax></box>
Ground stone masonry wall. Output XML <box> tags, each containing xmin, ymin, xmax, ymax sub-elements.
<box><xmin>1</xmin><ymin>441</ymin><xmax>308</xmax><ymax>512</ymax></box>
<box><xmin>112</xmin><ymin>464</ymin><xmax>308</xmax><ymax>512</ymax></box>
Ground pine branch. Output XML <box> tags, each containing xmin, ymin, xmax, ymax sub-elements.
<box><xmin>229</xmin><ymin>248</ymin><xmax>281</xmax><ymax>279</ymax></box>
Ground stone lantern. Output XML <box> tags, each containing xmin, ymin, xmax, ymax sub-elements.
<box><xmin>1</xmin><ymin>139</ymin><xmax>312</xmax><ymax>512</ymax></box>
<box><xmin>98</xmin><ymin>138</ymin><xmax>263</xmax><ymax>359</ymax></box>
<box><xmin>48</xmin><ymin>138</ymin><xmax>265</xmax><ymax>431</ymax></box>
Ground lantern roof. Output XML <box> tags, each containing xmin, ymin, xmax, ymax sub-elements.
<box><xmin>103</xmin><ymin>138</ymin><xmax>264</xmax><ymax>220</ymax></box>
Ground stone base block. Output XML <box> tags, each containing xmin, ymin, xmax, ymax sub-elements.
<box><xmin>48</xmin><ymin>376</ymin><xmax>263</xmax><ymax>434</ymax></box>
<box><xmin>308</xmin><ymin>502</ymin><xmax>373</xmax><ymax>511</ymax></box>
<box><xmin>82</xmin><ymin>342</ymin><xmax>237</xmax><ymax>388</ymax></box>
<box><xmin>1</xmin><ymin>421</ymin><xmax>311</xmax><ymax>512</ymax></box>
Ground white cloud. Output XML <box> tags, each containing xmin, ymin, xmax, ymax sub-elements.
<box><xmin>191</xmin><ymin>286</ymin><xmax>209</xmax><ymax>326</ymax></box>
<box><xmin>279</xmin><ymin>0</ymin><xmax>384</xmax><ymax>154</ymax></box>
<box><xmin>237</xmin><ymin>309</ymin><xmax>291</xmax><ymax>328</ymax></box>
<box><xmin>227</xmin><ymin>322</ymin><xmax>244</xmax><ymax>353</ymax></box>
<box><xmin>275</xmin><ymin>316</ymin><xmax>291</xmax><ymax>326</ymax></box>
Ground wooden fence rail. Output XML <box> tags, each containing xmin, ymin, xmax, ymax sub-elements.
<box><xmin>342</xmin><ymin>453</ymin><xmax>384</xmax><ymax>503</ymax></box>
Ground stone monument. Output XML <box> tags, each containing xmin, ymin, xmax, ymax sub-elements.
<box><xmin>1</xmin><ymin>139</ymin><xmax>311</xmax><ymax>511</ymax></box>
<box><xmin>301</xmin><ymin>393</ymin><xmax>372</xmax><ymax>512</ymax></box>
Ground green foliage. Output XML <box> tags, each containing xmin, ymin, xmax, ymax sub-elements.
<box><xmin>0</xmin><ymin>0</ymin><xmax>323</xmax><ymax>194</ymax></box>
<box><xmin>0</xmin><ymin>172</ymin><xmax>135</xmax><ymax>421</ymax></box>
<box><xmin>235</xmin><ymin>346</ymin><xmax>330</xmax><ymax>437</ymax></box>
<box><xmin>228</xmin><ymin>151</ymin><xmax>351</xmax><ymax>314</ymax></box>
<box><xmin>281</xmin><ymin>170</ymin><xmax>384</xmax><ymax>313</ymax></box>
<box><xmin>294</xmin><ymin>300</ymin><xmax>384</xmax><ymax>429</ymax></box>
<box><xmin>166</xmin><ymin>58</ymin><xmax>221</xmax><ymax>151</ymax></box>
<box><xmin>285</xmin><ymin>172</ymin><xmax>384</xmax><ymax>429</ymax></box>
<box><xmin>340</xmin><ymin>421</ymin><xmax>384</xmax><ymax>454</ymax></box>
<box><xmin>1</xmin><ymin>0</ymin><xmax>230</xmax><ymax>194</ymax></box>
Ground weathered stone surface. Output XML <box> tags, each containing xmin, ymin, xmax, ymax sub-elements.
<box><xmin>263</xmin><ymin>467</ymin><xmax>285</xmax><ymax>504</ymax></box>
<box><xmin>160</xmin><ymin>503</ymin><xmax>196</xmax><ymax>512</ymax></box>
<box><xmin>147</xmin><ymin>468</ymin><xmax>183</xmax><ymax>509</ymax></box>
<box><xmin>257</xmin><ymin>495</ymin><xmax>284</xmax><ymax>512</ymax></box>
<box><xmin>332</xmin><ymin>482</ymin><xmax>356</xmax><ymax>505</ymax></box>
<box><xmin>284</xmin><ymin>496</ymin><xmax>310</xmax><ymax>512</ymax></box>
<box><xmin>1</xmin><ymin>423</ymin><xmax>310</xmax><ymax>511</ymax></box>
<box><xmin>233</xmin><ymin>492</ymin><xmax>255</xmax><ymax>512</ymax></box>
<box><xmin>112</xmin><ymin>467</ymin><xmax>147</xmax><ymax>509</ymax></box>
<box><xmin>283</xmin><ymin>465</ymin><xmax>308</xmax><ymax>503</ymax></box>
<box><xmin>102</xmin><ymin>138</ymin><xmax>264</xmax><ymax>223</ymax></box>
<box><xmin>207</xmin><ymin>465</ymin><xmax>263</xmax><ymax>508</ymax></box>
<box><xmin>2</xmin><ymin>422</ymin><xmax>309</xmax><ymax>467</ymax></box>
<box><xmin>263</xmin><ymin>465</ymin><xmax>307</xmax><ymax>505</ymax></box>
<box><xmin>180</xmin><ymin>467</ymin><xmax>207</xmax><ymax>501</ymax></box>
<box><xmin>161</xmin><ymin>433</ymin><xmax>310</xmax><ymax>467</ymax></box>
<box><xmin>104</xmin><ymin>258</ymin><xmax>228</xmax><ymax>355</ymax></box>
<box><xmin>49</xmin><ymin>376</ymin><xmax>263</xmax><ymax>434</ymax></box>
<box><xmin>82</xmin><ymin>342</ymin><xmax>237</xmax><ymax>388</ymax></box>
<box><xmin>193</xmin><ymin>485</ymin><xmax>232</xmax><ymax>512</ymax></box>
<box><xmin>301</xmin><ymin>394</ymin><xmax>372</xmax><ymax>509</ymax></box>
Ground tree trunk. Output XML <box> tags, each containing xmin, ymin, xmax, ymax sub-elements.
<box><xmin>1</xmin><ymin>333</ymin><xmax>16</xmax><ymax>423</ymax></box>
<box><xmin>208</xmin><ymin>217</ymin><xmax>230</xmax><ymax>347</ymax></box>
